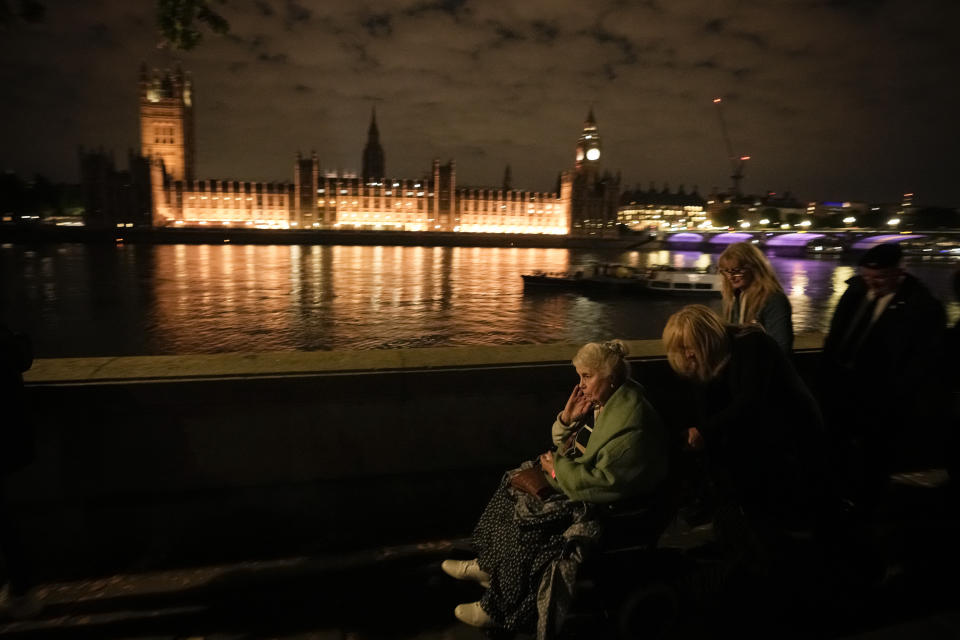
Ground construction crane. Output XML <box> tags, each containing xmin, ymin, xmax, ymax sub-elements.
<box><xmin>713</xmin><ymin>97</ymin><xmax>750</xmax><ymax>197</ymax></box>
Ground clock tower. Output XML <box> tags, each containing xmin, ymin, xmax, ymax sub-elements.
<box><xmin>574</xmin><ymin>107</ymin><xmax>601</xmax><ymax>173</ymax></box>
<box><xmin>562</xmin><ymin>108</ymin><xmax>620</xmax><ymax>236</ymax></box>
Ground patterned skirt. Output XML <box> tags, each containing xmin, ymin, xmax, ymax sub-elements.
<box><xmin>473</xmin><ymin>470</ymin><xmax>579</xmax><ymax>632</ymax></box>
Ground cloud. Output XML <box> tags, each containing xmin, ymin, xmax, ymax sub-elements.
<box><xmin>530</xmin><ymin>20</ymin><xmax>559</xmax><ymax>43</ymax></box>
<box><xmin>284</xmin><ymin>0</ymin><xmax>311</xmax><ymax>27</ymax></box>
<box><xmin>0</xmin><ymin>0</ymin><xmax>957</xmax><ymax>203</ymax></box>
<box><xmin>86</xmin><ymin>22</ymin><xmax>118</xmax><ymax>48</ymax></box>
<box><xmin>253</xmin><ymin>1</ymin><xmax>274</xmax><ymax>17</ymax></box>
<box><xmin>361</xmin><ymin>13</ymin><xmax>392</xmax><ymax>37</ymax></box>
<box><xmin>257</xmin><ymin>51</ymin><xmax>288</xmax><ymax>64</ymax></box>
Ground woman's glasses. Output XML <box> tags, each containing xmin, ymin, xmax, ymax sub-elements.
<box><xmin>719</xmin><ymin>267</ymin><xmax>748</xmax><ymax>277</ymax></box>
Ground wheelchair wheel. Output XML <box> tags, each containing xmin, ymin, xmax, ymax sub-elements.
<box><xmin>616</xmin><ymin>582</ymin><xmax>679</xmax><ymax>640</ymax></box>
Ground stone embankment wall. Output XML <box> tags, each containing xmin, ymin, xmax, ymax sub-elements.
<box><xmin>17</xmin><ymin>337</ymin><xmax>824</xmax><ymax>582</ymax></box>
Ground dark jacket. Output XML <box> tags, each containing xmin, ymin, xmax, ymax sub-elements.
<box><xmin>0</xmin><ymin>325</ymin><xmax>35</xmax><ymax>474</ymax></box>
<box><xmin>730</xmin><ymin>289</ymin><xmax>794</xmax><ymax>353</ymax></box>
<box><xmin>698</xmin><ymin>328</ymin><xmax>825</xmax><ymax>524</ymax></box>
<box><xmin>822</xmin><ymin>272</ymin><xmax>945</xmax><ymax>388</ymax></box>
<box><xmin>819</xmin><ymin>272</ymin><xmax>947</xmax><ymax>462</ymax></box>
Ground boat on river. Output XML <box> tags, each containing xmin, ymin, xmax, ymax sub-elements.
<box><xmin>641</xmin><ymin>265</ymin><xmax>722</xmax><ymax>294</ymax></box>
<box><xmin>521</xmin><ymin>263</ymin><xmax>721</xmax><ymax>295</ymax></box>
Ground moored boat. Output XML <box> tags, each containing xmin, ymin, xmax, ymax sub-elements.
<box><xmin>521</xmin><ymin>263</ymin><xmax>646</xmax><ymax>292</ymax></box>
<box><xmin>521</xmin><ymin>263</ymin><xmax>721</xmax><ymax>295</ymax></box>
<box><xmin>520</xmin><ymin>271</ymin><xmax>588</xmax><ymax>287</ymax></box>
<box><xmin>641</xmin><ymin>265</ymin><xmax>722</xmax><ymax>294</ymax></box>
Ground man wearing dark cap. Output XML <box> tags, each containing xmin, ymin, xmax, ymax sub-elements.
<box><xmin>820</xmin><ymin>242</ymin><xmax>946</xmax><ymax>514</ymax></box>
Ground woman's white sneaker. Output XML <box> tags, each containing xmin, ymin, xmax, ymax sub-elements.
<box><xmin>441</xmin><ymin>558</ymin><xmax>491</xmax><ymax>588</ymax></box>
<box><xmin>454</xmin><ymin>601</ymin><xmax>495</xmax><ymax>628</ymax></box>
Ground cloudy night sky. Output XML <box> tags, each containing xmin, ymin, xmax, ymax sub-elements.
<box><xmin>1</xmin><ymin>0</ymin><xmax>958</xmax><ymax>205</ymax></box>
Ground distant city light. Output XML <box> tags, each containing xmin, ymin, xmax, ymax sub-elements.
<box><xmin>888</xmin><ymin>218</ymin><xmax>901</xmax><ymax>226</ymax></box>
<box><xmin>798</xmin><ymin>220</ymin><xmax>812</xmax><ymax>227</ymax></box>
<box><xmin>740</xmin><ymin>221</ymin><xmax>751</xmax><ymax>228</ymax></box>
<box><xmin>758</xmin><ymin>218</ymin><xmax>770</xmax><ymax>225</ymax></box>
<box><xmin>843</xmin><ymin>216</ymin><xmax>856</xmax><ymax>224</ymax></box>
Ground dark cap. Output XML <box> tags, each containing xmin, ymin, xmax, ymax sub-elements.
<box><xmin>859</xmin><ymin>243</ymin><xmax>902</xmax><ymax>268</ymax></box>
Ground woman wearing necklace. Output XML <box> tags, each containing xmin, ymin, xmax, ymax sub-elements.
<box><xmin>441</xmin><ymin>340</ymin><xmax>669</xmax><ymax>633</ymax></box>
<box><xmin>717</xmin><ymin>242</ymin><xmax>793</xmax><ymax>352</ymax></box>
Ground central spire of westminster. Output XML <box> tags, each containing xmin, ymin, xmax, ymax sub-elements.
<box><xmin>362</xmin><ymin>106</ymin><xmax>385</xmax><ymax>181</ymax></box>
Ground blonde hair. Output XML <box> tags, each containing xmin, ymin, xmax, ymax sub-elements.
<box><xmin>718</xmin><ymin>242</ymin><xmax>784</xmax><ymax>326</ymax></box>
<box><xmin>573</xmin><ymin>340</ymin><xmax>630</xmax><ymax>384</ymax></box>
<box><xmin>662</xmin><ymin>305</ymin><xmax>731</xmax><ymax>382</ymax></box>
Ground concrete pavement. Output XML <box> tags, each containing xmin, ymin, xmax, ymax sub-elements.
<box><xmin>2</xmin><ymin>473</ymin><xmax>957</xmax><ymax>640</ymax></box>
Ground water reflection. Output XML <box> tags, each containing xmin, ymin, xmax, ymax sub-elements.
<box><xmin>769</xmin><ymin>258</ymin><xmax>856</xmax><ymax>333</ymax></box>
<box><xmin>1</xmin><ymin>243</ymin><xmax>957</xmax><ymax>357</ymax></box>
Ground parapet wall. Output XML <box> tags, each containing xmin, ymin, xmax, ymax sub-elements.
<box><xmin>17</xmin><ymin>336</ymin><xmax>825</xmax><ymax>582</ymax></box>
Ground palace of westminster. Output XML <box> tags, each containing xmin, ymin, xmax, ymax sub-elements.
<box><xmin>79</xmin><ymin>66</ymin><xmax>713</xmax><ymax>235</ymax></box>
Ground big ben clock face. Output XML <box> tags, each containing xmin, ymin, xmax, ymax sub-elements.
<box><xmin>576</xmin><ymin>148</ymin><xmax>585</xmax><ymax>162</ymax></box>
<box><xmin>586</xmin><ymin>148</ymin><xmax>601</xmax><ymax>161</ymax></box>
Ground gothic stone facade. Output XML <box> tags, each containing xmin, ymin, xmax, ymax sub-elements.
<box><xmin>141</xmin><ymin>67</ymin><xmax>620</xmax><ymax>236</ymax></box>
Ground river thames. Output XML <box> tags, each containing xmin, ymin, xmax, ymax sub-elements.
<box><xmin>2</xmin><ymin>242</ymin><xmax>958</xmax><ymax>358</ymax></box>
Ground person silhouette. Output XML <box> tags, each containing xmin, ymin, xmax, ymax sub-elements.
<box><xmin>0</xmin><ymin>322</ymin><xmax>40</xmax><ymax>617</ymax></box>
<box><xmin>820</xmin><ymin>243</ymin><xmax>946</xmax><ymax>514</ymax></box>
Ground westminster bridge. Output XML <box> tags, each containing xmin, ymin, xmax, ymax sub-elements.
<box><xmin>657</xmin><ymin>228</ymin><xmax>960</xmax><ymax>256</ymax></box>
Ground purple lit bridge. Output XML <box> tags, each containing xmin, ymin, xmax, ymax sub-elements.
<box><xmin>663</xmin><ymin>230</ymin><xmax>934</xmax><ymax>256</ymax></box>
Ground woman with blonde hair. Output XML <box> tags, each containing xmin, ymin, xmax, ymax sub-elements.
<box><xmin>663</xmin><ymin>305</ymin><xmax>826</xmax><ymax>572</ymax></box>
<box><xmin>441</xmin><ymin>340</ymin><xmax>669</xmax><ymax>633</ymax></box>
<box><xmin>717</xmin><ymin>242</ymin><xmax>793</xmax><ymax>352</ymax></box>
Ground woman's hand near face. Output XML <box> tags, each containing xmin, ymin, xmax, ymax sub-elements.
<box><xmin>686</xmin><ymin>427</ymin><xmax>705</xmax><ymax>451</ymax></box>
<box><xmin>539</xmin><ymin>451</ymin><xmax>555</xmax><ymax>477</ymax></box>
<box><xmin>560</xmin><ymin>384</ymin><xmax>592</xmax><ymax>425</ymax></box>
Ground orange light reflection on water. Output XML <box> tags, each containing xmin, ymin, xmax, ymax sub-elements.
<box><xmin>111</xmin><ymin>245</ymin><xmax>960</xmax><ymax>355</ymax></box>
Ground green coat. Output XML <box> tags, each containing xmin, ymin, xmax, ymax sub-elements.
<box><xmin>546</xmin><ymin>379</ymin><xmax>668</xmax><ymax>503</ymax></box>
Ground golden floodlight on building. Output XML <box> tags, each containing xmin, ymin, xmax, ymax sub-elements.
<box><xmin>140</xmin><ymin>65</ymin><xmax>610</xmax><ymax>235</ymax></box>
